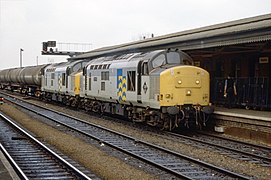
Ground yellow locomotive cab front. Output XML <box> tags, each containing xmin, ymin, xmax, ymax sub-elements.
<box><xmin>160</xmin><ymin>65</ymin><xmax>210</xmax><ymax>107</ymax></box>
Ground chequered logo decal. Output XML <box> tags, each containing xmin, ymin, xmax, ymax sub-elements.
<box><xmin>58</xmin><ymin>73</ymin><xmax>62</xmax><ymax>91</ymax></box>
<box><xmin>117</xmin><ymin>69</ymin><xmax>126</xmax><ymax>101</ymax></box>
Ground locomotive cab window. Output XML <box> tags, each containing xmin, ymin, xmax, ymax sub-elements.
<box><xmin>152</xmin><ymin>54</ymin><xmax>166</xmax><ymax>69</ymax></box>
<box><xmin>72</xmin><ymin>63</ymin><xmax>82</xmax><ymax>72</ymax></box>
<box><xmin>142</xmin><ymin>62</ymin><xmax>149</xmax><ymax>75</ymax></box>
<box><xmin>127</xmin><ymin>71</ymin><xmax>136</xmax><ymax>91</ymax></box>
<box><xmin>167</xmin><ymin>52</ymin><xmax>181</xmax><ymax>64</ymax></box>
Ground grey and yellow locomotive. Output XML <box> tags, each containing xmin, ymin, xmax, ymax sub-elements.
<box><xmin>79</xmin><ymin>49</ymin><xmax>213</xmax><ymax>130</ymax></box>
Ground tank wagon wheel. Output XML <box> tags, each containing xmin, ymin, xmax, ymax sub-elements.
<box><xmin>21</xmin><ymin>88</ymin><xmax>28</xmax><ymax>95</ymax></box>
<box><xmin>35</xmin><ymin>91</ymin><xmax>41</xmax><ymax>98</ymax></box>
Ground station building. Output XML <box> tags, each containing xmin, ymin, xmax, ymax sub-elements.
<box><xmin>72</xmin><ymin>13</ymin><xmax>271</xmax><ymax>110</ymax></box>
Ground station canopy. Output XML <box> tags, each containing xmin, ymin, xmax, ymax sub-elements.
<box><xmin>70</xmin><ymin>13</ymin><xmax>271</xmax><ymax>61</ymax></box>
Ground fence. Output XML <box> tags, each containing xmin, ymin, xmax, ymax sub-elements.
<box><xmin>212</xmin><ymin>77</ymin><xmax>270</xmax><ymax>109</ymax></box>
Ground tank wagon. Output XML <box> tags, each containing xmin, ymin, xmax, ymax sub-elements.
<box><xmin>0</xmin><ymin>64</ymin><xmax>49</xmax><ymax>96</ymax></box>
<box><xmin>0</xmin><ymin>49</ymin><xmax>213</xmax><ymax>130</ymax></box>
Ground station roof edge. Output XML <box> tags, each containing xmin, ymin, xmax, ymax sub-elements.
<box><xmin>70</xmin><ymin>13</ymin><xmax>271</xmax><ymax>61</ymax></box>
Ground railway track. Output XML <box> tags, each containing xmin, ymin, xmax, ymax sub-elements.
<box><xmin>0</xmin><ymin>113</ymin><xmax>96</xmax><ymax>180</ymax></box>
<box><xmin>1</xmin><ymin>93</ymin><xmax>251</xmax><ymax>179</ymax></box>
<box><xmin>163</xmin><ymin>131</ymin><xmax>271</xmax><ymax>167</ymax></box>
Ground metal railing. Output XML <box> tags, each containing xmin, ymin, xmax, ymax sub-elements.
<box><xmin>212</xmin><ymin>77</ymin><xmax>270</xmax><ymax>109</ymax></box>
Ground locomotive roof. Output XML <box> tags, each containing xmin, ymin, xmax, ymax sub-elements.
<box><xmin>85</xmin><ymin>50</ymin><xmax>163</xmax><ymax>66</ymax></box>
<box><xmin>45</xmin><ymin>60</ymin><xmax>88</xmax><ymax>72</ymax></box>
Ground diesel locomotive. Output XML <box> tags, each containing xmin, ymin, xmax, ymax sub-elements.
<box><xmin>0</xmin><ymin>49</ymin><xmax>213</xmax><ymax>130</ymax></box>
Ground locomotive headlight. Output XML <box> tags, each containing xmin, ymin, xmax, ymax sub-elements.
<box><xmin>195</xmin><ymin>80</ymin><xmax>200</xmax><ymax>85</ymax></box>
<box><xmin>186</xmin><ymin>90</ymin><xmax>192</xmax><ymax>96</ymax></box>
<box><xmin>178</xmin><ymin>80</ymin><xmax>182</xmax><ymax>84</ymax></box>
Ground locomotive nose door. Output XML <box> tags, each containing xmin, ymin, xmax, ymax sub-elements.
<box><xmin>138</xmin><ymin>60</ymin><xmax>150</xmax><ymax>104</ymax></box>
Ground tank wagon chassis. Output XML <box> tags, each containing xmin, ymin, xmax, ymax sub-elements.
<box><xmin>0</xmin><ymin>49</ymin><xmax>214</xmax><ymax>131</ymax></box>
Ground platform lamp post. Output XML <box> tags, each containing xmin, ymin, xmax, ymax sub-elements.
<box><xmin>20</xmin><ymin>48</ymin><xmax>24</xmax><ymax>68</ymax></box>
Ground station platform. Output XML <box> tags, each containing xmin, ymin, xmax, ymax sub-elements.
<box><xmin>214</xmin><ymin>106</ymin><xmax>271</xmax><ymax>122</ymax></box>
<box><xmin>213</xmin><ymin>106</ymin><xmax>271</xmax><ymax>145</ymax></box>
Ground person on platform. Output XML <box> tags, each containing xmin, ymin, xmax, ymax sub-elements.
<box><xmin>224</xmin><ymin>74</ymin><xmax>237</xmax><ymax>108</ymax></box>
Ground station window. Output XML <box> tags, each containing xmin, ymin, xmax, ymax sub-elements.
<box><xmin>51</xmin><ymin>73</ymin><xmax>55</xmax><ymax>79</ymax></box>
<box><xmin>127</xmin><ymin>71</ymin><xmax>136</xmax><ymax>91</ymax></box>
<box><xmin>90</xmin><ymin>65</ymin><xmax>94</xmax><ymax>70</ymax></box>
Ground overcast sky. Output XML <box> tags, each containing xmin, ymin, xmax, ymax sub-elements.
<box><xmin>0</xmin><ymin>0</ymin><xmax>270</xmax><ymax>70</ymax></box>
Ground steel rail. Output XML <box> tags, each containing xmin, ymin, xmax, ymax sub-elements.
<box><xmin>165</xmin><ymin>131</ymin><xmax>271</xmax><ymax>165</ymax></box>
<box><xmin>2</xmin><ymin>93</ymin><xmax>251</xmax><ymax>179</ymax></box>
<box><xmin>0</xmin><ymin>112</ymin><xmax>92</xmax><ymax>180</ymax></box>
<box><xmin>0</xmin><ymin>143</ymin><xmax>28</xmax><ymax>180</ymax></box>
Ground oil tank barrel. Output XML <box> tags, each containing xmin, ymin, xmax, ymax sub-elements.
<box><xmin>19</xmin><ymin>64</ymin><xmax>49</xmax><ymax>86</ymax></box>
<box><xmin>0</xmin><ymin>69</ymin><xmax>11</xmax><ymax>83</ymax></box>
<box><xmin>9</xmin><ymin>68</ymin><xmax>23</xmax><ymax>83</ymax></box>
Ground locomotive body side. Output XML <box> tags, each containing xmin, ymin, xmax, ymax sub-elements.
<box><xmin>81</xmin><ymin>53</ymin><xmax>145</xmax><ymax>113</ymax></box>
